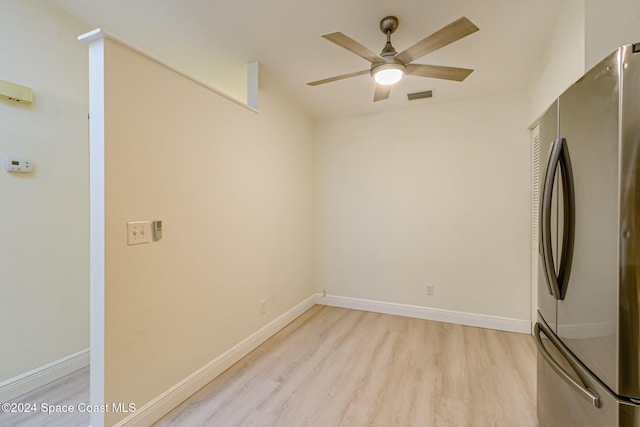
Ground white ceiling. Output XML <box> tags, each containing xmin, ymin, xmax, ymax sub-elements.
<box><xmin>50</xmin><ymin>0</ymin><xmax>564</xmax><ymax>120</ymax></box>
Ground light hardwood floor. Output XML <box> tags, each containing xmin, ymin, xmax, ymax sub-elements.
<box><xmin>155</xmin><ymin>305</ymin><xmax>537</xmax><ymax>427</ymax></box>
<box><xmin>0</xmin><ymin>305</ymin><xmax>536</xmax><ymax>427</ymax></box>
<box><xmin>0</xmin><ymin>366</ymin><xmax>89</xmax><ymax>427</ymax></box>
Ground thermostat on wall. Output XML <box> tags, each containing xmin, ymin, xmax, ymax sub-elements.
<box><xmin>4</xmin><ymin>156</ymin><xmax>33</xmax><ymax>173</ymax></box>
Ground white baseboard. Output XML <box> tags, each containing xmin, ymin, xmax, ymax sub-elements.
<box><xmin>114</xmin><ymin>294</ymin><xmax>317</xmax><ymax>427</ymax></box>
<box><xmin>108</xmin><ymin>292</ymin><xmax>529</xmax><ymax>426</ymax></box>
<box><xmin>0</xmin><ymin>349</ymin><xmax>90</xmax><ymax>403</ymax></box>
<box><xmin>315</xmin><ymin>294</ymin><xmax>531</xmax><ymax>334</ymax></box>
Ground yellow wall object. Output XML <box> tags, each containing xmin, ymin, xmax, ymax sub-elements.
<box><xmin>0</xmin><ymin>79</ymin><xmax>33</xmax><ymax>104</ymax></box>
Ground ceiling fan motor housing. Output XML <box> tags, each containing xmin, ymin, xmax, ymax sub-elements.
<box><xmin>371</xmin><ymin>59</ymin><xmax>406</xmax><ymax>75</ymax></box>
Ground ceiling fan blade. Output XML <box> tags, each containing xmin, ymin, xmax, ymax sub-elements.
<box><xmin>307</xmin><ymin>69</ymin><xmax>370</xmax><ymax>86</ymax></box>
<box><xmin>322</xmin><ymin>32</ymin><xmax>383</xmax><ymax>63</ymax></box>
<box><xmin>395</xmin><ymin>17</ymin><xmax>479</xmax><ymax>64</ymax></box>
<box><xmin>373</xmin><ymin>84</ymin><xmax>391</xmax><ymax>102</ymax></box>
<box><xmin>405</xmin><ymin>64</ymin><xmax>474</xmax><ymax>81</ymax></box>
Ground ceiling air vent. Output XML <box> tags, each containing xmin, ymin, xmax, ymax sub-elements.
<box><xmin>407</xmin><ymin>90</ymin><xmax>433</xmax><ymax>101</ymax></box>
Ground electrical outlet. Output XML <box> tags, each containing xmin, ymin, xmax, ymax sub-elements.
<box><xmin>260</xmin><ymin>299</ymin><xmax>266</xmax><ymax>315</ymax></box>
<box><xmin>127</xmin><ymin>221</ymin><xmax>152</xmax><ymax>245</ymax></box>
<box><xmin>426</xmin><ymin>284</ymin><xmax>434</xmax><ymax>296</ymax></box>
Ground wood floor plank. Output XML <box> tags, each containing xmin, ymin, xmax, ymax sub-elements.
<box><xmin>0</xmin><ymin>366</ymin><xmax>89</xmax><ymax>427</ymax></box>
<box><xmin>155</xmin><ymin>306</ymin><xmax>537</xmax><ymax>427</ymax></box>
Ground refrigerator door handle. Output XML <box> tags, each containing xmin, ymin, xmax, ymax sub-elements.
<box><xmin>540</xmin><ymin>138</ymin><xmax>576</xmax><ymax>300</ymax></box>
<box><xmin>541</xmin><ymin>139</ymin><xmax>563</xmax><ymax>298</ymax></box>
<box><xmin>534</xmin><ymin>322</ymin><xmax>600</xmax><ymax>408</ymax></box>
<box><xmin>557</xmin><ymin>138</ymin><xmax>575</xmax><ymax>300</ymax></box>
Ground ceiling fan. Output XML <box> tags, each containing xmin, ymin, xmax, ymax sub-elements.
<box><xmin>307</xmin><ymin>16</ymin><xmax>479</xmax><ymax>102</ymax></box>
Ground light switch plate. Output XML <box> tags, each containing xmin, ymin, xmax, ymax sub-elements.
<box><xmin>127</xmin><ymin>221</ymin><xmax>151</xmax><ymax>245</ymax></box>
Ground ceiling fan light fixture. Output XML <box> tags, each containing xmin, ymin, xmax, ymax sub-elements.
<box><xmin>307</xmin><ymin>16</ymin><xmax>478</xmax><ymax>102</ymax></box>
<box><xmin>372</xmin><ymin>63</ymin><xmax>405</xmax><ymax>85</ymax></box>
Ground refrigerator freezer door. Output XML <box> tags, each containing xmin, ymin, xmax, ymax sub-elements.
<box><xmin>621</xmin><ymin>404</ymin><xmax>640</xmax><ymax>426</ymax></box>
<box><xmin>536</xmin><ymin>318</ymin><xmax>619</xmax><ymax>427</ymax></box>
<box><xmin>557</xmin><ymin>47</ymin><xmax>620</xmax><ymax>393</ymax></box>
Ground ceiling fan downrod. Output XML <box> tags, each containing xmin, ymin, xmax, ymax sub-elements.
<box><xmin>379</xmin><ymin>16</ymin><xmax>398</xmax><ymax>57</ymax></box>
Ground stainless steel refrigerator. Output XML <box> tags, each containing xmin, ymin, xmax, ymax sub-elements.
<box><xmin>536</xmin><ymin>43</ymin><xmax>640</xmax><ymax>426</ymax></box>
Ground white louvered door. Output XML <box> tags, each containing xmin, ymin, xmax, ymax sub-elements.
<box><xmin>531</xmin><ymin>124</ymin><xmax>540</xmax><ymax>329</ymax></box>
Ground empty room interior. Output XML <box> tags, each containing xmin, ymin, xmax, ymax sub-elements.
<box><xmin>1</xmin><ymin>0</ymin><xmax>640</xmax><ymax>426</ymax></box>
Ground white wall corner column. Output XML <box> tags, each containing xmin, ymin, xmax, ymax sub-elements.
<box><xmin>79</xmin><ymin>28</ymin><xmax>107</xmax><ymax>427</ymax></box>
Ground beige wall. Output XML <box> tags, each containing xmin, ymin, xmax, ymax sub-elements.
<box><xmin>528</xmin><ymin>0</ymin><xmax>640</xmax><ymax>124</ymax></box>
<box><xmin>314</xmin><ymin>92</ymin><xmax>532</xmax><ymax>320</ymax></box>
<box><xmin>0</xmin><ymin>0</ymin><xmax>89</xmax><ymax>382</ymax></box>
<box><xmin>528</xmin><ymin>0</ymin><xmax>585</xmax><ymax>123</ymax></box>
<box><xmin>96</xmin><ymin>38</ymin><xmax>314</xmax><ymax>425</ymax></box>
<box><xmin>585</xmin><ymin>0</ymin><xmax>640</xmax><ymax>70</ymax></box>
